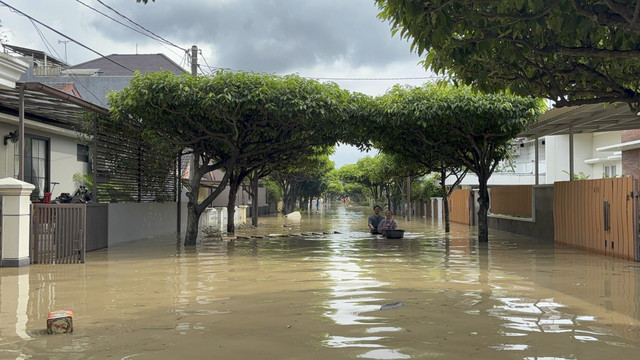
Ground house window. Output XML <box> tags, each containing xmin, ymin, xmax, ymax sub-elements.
<box><xmin>604</xmin><ymin>164</ymin><xmax>616</xmax><ymax>178</ymax></box>
<box><xmin>14</xmin><ymin>135</ymin><xmax>50</xmax><ymax>200</ymax></box>
<box><xmin>77</xmin><ymin>144</ymin><xmax>89</xmax><ymax>162</ymax></box>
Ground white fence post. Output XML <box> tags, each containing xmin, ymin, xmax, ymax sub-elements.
<box><xmin>0</xmin><ymin>178</ymin><xmax>35</xmax><ymax>267</ymax></box>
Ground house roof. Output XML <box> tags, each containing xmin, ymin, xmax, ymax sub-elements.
<box><xmin>519</xmin><ymin>102</ymin><xmax>640</xmax><ymax>138</ymax></box>
<box><xmin>0</xmin><ymin>82</ymin><xmax>108</xmax><ymax>130</ymax></box>
<box><xmin>69</xmin><ymin>54</ymin><xmax>187</xmax><ymax>76</ymax></box>
<box><xmin>2</xmin><ymin>44</ymin><xmax>68</xmax><ymax>67</ymax></box>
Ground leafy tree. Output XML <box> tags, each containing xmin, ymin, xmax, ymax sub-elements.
<box><xmin>325</xmin><ymin>170</ymin><xmax>345</xmax><ymax>200</ymax></box>
<box><xmin>109</xmin><ymin>70</ymin><xmax>345</xmax><ymax>245</ymax></box>
<box><xmin>376</xmin><ymin>0</ymin><xmax>640</xmax><ymax>109</ymax></box>
<box><xmin>368</xmin><ymin>83</ymin><xmax>544</xmax><ymax>242</ymax></box>
<box><xmin>269</xmin><ymin>152</ymin><xmax>334</xmax><ymax>214</ymax></box>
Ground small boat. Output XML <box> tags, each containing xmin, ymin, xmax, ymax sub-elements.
<box><xmin>383</xmin><ymin>229</ymin><xmax>405</xmax><ymax>239</ymax></box>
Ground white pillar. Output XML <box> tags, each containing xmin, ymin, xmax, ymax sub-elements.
<box><xmin>238</xmin><ymin>205</ymin><xmax>248</xmax><ymax>225</ymax></box>
<box><xmin>0</xmin><ymin>178</ymin><xmax>35</xmax><ymax>267</ymax></box>
<box><xmin>535</xmin><ymin>137</ymin><xmax>539</xmax><ymax>185</ymax></box>
<box><xmin>569</xmin><ymin>124</ymin><xmax>574</xmax><ymax>181</ymax></box>
<box><xmin>214</xmin><ymin>207</ymin><xmax>226</xmax><ymax>232</ymax></box>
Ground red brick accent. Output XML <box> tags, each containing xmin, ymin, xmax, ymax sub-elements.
<box><xmin>622</xmin><ymin>129</ymin><xmax>640</xmax><ymax>142</ymax></box>
<box><xmin>623</xmin><ymin>149</ymin><xmax>640</xmax><ymax>178</ymax></box>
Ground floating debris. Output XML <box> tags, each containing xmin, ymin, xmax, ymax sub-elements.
<box><xmin>47</xmin><ymin>309</ymin><xmax>74</xmax><ymax>334</ymax></box>
<box><xmin>380</xmin><ymin>302</ymin><xmax>403</xmax><ymax>310</ymax></box>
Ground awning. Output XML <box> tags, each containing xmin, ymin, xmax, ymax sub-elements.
<box><xmin>0</xmin><ymin>81</ymin><xmax>109</xmax><ymax>130</ymax></box>
<box><xmin>519</xmin><ymin>102</ymin><xmax>640</xmax><ymax>138</ymax></box>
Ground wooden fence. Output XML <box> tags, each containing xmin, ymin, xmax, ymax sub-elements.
<box><xmin>449</xmin><ymin>189</ymin><xmax>472</xmax><ymax>225</ymax></box>
<box><xmin>490</xmin><ymin>185</ymin><xmax>532</xmax><ymax>218</ymax></box>
<box><xmin>553</xmin><ymin>178</ymin><xmax>638</xmax><ymax>261</ymax></box>
<box><xmin>31</xmin><ymin>204</ymin><xmax>86</xmax><ymax>264</ymax></box>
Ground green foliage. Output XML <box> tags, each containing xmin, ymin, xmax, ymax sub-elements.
<box><xmin>264</xmin><ymin>180</ymin><xmax>283</xmax><ymax>203</ymax></box>
<box><xmin>72</xmin><ymin>172</ymin><xmax>93</xmax><ymax>188</ymax></box>
<box><xmin>108</xmin><ymin>70</ymin><xmax>350</xmax><ymax>243</ymax></box>
<box><xmin>412</xmin><ymin>176</ymin><xmax>442</xmax><ymax>202</ymax></box>
<box><xmin>563</xmin><ymin>170</ymin><xmax>591</xmax><ymax>181</ymax></box>
<box><xmin>376</xmin><ymin>1</ymin><xmax>640</xmax><ymax>108</ymax></box>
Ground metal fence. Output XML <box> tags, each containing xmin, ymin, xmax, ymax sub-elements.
<box><xmin>31</xmin><ymin>204</ymin><xmax>86</xmax><ymax>264</ymax></box>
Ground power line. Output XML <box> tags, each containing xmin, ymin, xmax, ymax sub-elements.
<box><xmin>73</xmin><ymin>0</ymin><xmax>184</xmax><ymax>60</ymax></box>
<box><xmin>95</xmin><ymin>0</ymin><xmax>186</xmax><ymax>52</ymax></box>
<box><xmin>27</xmin><ymin>18</ymin><xmax>107</xmax><ymax>106</ymax></box>
<box><xmin>0</xmin><ymin>0</ymin><xmax>136</xmax><ymax>74</ymax></box>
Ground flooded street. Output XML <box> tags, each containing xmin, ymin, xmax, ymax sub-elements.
<box><xmin>1</xmin><ymin>204</ymin><xmax>639</xmax><ymax>359</ymax></box>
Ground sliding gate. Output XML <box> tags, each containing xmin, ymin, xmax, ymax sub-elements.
<box><xmin>31</xmin><ymin>204</ymin><xmax>86</xmax><ymax>264</ymax></box>
<box><xmin>554</xmin><ymin>177</ymin><xmax>639</xmax><ymax>261</ymax></box>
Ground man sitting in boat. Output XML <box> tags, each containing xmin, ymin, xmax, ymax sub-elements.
<box><xmin>368</xmin><ymin>205</ymin><xmax>384</xmax><ymax>234</ymax></box>
<box><xmin>377</xmin><ymin>210</ymin><xmax>398</xmax><ymax>235</ymax></box>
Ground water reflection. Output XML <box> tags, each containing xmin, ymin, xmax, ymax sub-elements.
<box><xmin>0</xmin><ymin>205</ymin><xmax>639</xmax><ymax>359</ymax></box>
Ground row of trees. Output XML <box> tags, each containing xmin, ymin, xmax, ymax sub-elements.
<box><xmin>107</xmin><ymin>69</ymin><xmax>543</xmax><ymax>244</ymax></box>
<box><xmin>109</xmin><ymin>70</ymin><xmax>352</xmax><ymax>245</ymax></box>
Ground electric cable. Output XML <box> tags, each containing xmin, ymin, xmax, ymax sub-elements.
<box><xmin>0</xmin><ymin>0</ymin><xmax>136</xmax><ymax>73</ymax></box>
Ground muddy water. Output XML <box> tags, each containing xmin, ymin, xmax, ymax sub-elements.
<box><xmin>1</xmin><ymin>205</ymin><xmax>639</xmax><ymax>359</ymax></box>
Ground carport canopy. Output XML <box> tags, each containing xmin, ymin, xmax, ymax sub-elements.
<box><xmin>0</xmin><ymin>81</ymin><xmax>109</xmax><ymax>187</ymax></box>
<box><xmin>518</xmin><ymin>102</ymin><xmax>640</xmax><ymax>183</ymax></box>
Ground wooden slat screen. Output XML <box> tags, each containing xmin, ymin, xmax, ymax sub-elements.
<box><xmin>553</xmin><ymin>178</ymin><xmax>637</xmax><ymax>261</ymax></box>
<box><xmin>94</xmin><ymin>115</ymin><xmax>177</xmax><ymax>203</ymax></box>
<box><xmin>489</xmin><ymin>185</ymin><xmax>532</xmax><ymax>218</ymax></box>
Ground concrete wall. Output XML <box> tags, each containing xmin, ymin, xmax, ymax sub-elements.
<box><xmin>488</xmin><ymin>185</ymin><xmax>554</xmax><ymax>241</ymax></box>
<box><xmin>108</xmin><ymin>202</ymin><xmax>186</xmax><ymax>246</ymax></box>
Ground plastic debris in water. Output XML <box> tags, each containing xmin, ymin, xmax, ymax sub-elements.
<box><xmin>47</xmin><ymin>309</ymin><xmax>74</xmax><ymax>334</ymax></box>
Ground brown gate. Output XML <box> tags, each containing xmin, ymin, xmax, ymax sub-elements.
<box><xmin>553</xmin><ymin>178</ymin><xmax>638</xmax><ymax>261</ymax></box>
<box><xmin>31</xmin><ymin>204</ymin><xmax>86</xmax><ymax>264</ymax></box>
<box><xmin>449</xmin><ymin>189</ymin><xmax>472</xmax><ymax>225</ymax></box>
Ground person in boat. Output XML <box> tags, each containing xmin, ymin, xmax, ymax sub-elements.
<box><xmin>368</xmin><ymin>205</ymin><xmax>384</xmax><ymax>233</ymax></box>
<box><xmin>377</xmin><ymin>210</ymin><xmax>398</xmax><ymax>234</ymax></box>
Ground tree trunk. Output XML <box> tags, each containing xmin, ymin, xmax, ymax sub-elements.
<box><xmin>477</xmin><ymin>174</ymin><xmax>490</xmax><ymax>243</ymax></box>
<box><xmin>440</xmin><ymin>176</ymin><xmax>450</xmax><ymax>233</ymax></box>
<box><xmin>251</xmin><ymin>174</ymin><xmax>259</xmax><ymax>226</ymax></box>
<box><xmin>226</xmin><ymin>181</ymin><xmax>239</xmax><ymax>234</ymax></box>
<box><xmin>184</xmin><ymin>202</ymin><xmax>201</xmax><ymax>246</ymax></box>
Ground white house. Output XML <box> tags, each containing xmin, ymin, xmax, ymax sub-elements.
<box><xmin>448</xmin><ymin>103</ymin><xmax>638</xmax><ymax>186</ymax></box>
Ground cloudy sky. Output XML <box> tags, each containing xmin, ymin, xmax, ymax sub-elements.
<box><xmin>0</xmin><ymin>0</ymin><xmax>436</xmax><ymax>167</ymax></box>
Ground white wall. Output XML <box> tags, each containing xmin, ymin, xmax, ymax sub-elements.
<box><xmin>590</xmin><ymin>132</ymin><xmax>622</xmax><ymax>178</ymax></box>
<box><xmin>545</xmin><ymin>133</ymin><xmax>593</xmax><ymax>182</ymax></box>
<box><xmin>0</xmin><ymin>117</ymin><xmax>87</xmax><ymax>199</ymax></box>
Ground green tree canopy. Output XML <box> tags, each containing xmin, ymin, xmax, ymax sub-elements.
<box><xmin>109</xmin><ymin>70</ymin><xmax>347</xmax><ymax>244</ymax></box>
<box><xmin>376</xmin><ymin>0</ymin><xmax>640</xmax><ymax>108</ymax></box>
<box><xmin>368</xmin><ymin>83</ymin><xmax>545</xmax><ymax>242</ymax></box>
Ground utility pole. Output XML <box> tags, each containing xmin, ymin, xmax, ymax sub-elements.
<box><xmin>191</xmin><ymin>45</ymin><xmax>198</xmax><ymax>76</ymax></box>
<box><xmin>178</xmin><ymin>45</ymin><xmax>199</xmax><ymax>236</ymax></box>
<box><xmin>58</xmin><ymin>40</ymin><xmax>69</xmax><ymax>63</ymax></box>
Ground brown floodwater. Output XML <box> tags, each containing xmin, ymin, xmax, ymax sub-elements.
<box><xmin>1</xmin><ymin>204</ymin><xmax>639</xmax><ymax>359</ymax></box>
